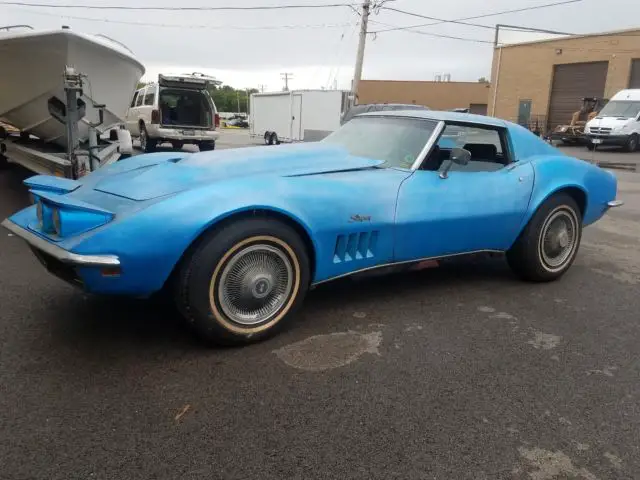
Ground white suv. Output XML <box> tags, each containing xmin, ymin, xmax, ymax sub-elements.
<box><xmin>125</xmin><ymin>73</ymin><xmax>221</xmax><ymax>152</ymax></box>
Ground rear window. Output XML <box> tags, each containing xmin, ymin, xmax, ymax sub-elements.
<box><xmin>159</xmin><ymin>88</ymin><xmax>212</xmax><ymax>127</ymax></box>
<box><xmin>143</xmin><ymin>91</ymin><xmax>155</xmax><ymax>106</ymax></box>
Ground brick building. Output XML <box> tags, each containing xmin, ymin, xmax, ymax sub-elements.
<box><xmin>357</xmin><ymin>80</ymin><xmax>491</xmax><ymax>114</ymax></box>
<box><xmin>488</xmin><ymin>28</ymin><xmax>640</xmax><ymax>133</ymax></box>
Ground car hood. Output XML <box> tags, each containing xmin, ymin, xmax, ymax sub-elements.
<box><xmin>92</xmin><ymin>143</ymin><xmax>384</xmax><ymax>201</ymax></box>
<box><xmin>587</xmin><ymin>116</ymin><xmax>633</xmax><ymax>128</ymax></box>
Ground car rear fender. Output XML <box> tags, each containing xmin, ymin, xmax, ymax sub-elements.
<box><xmin>512</xmin><ymin>155</ymin><xmax>616</xmax><ymax>243</ymax></box>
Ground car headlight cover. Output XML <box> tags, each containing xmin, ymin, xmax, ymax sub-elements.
<box><xmin>36</xmin><ymin>200</ymin><xmax>43</xmax><ymax>224</ymax></box>
<box><xmin>52</xmin><ymin>208</ymin><xmax>61</xmax><ymax>235</ymax></box>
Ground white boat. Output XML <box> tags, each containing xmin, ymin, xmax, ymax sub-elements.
<box><xmin>0</xmin><ymin>25</ymin><xmax>145</xmax><ymax>147</ymax></box>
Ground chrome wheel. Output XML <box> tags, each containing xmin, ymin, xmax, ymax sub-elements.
<box><xmin>139</xmin><ymin>127</ymin><xmax>147</xmax><ymax>150</ymax></box>
<box><xmin>217</xmin><ymin>244</ymin><xmax>294</xmax><ymax>326</ymax></box>
<box><xmin>539</xmin><ymin>207</ymin><xmax>579</xmax><ymax>272</ymax></box>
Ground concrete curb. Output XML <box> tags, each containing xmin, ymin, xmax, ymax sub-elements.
<box><xmin>596</xmin><ymin>161</ymin><xmax>639</xmax><ymax>172</ymax></box>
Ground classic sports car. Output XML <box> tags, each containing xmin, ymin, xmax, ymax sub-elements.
<box><xmin>2</xmin><ymin>111</ymin><xmax>623</xmax><ymax>344</ymax></box>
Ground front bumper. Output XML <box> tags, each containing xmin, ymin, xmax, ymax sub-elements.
<box><xmin>2</xmin><ymin>218</ymin><xmax>120</xmax><ymax>267</ymax></box>
<box><xmin>586</xmin><ymin>134</ymin><xmax>629</xmax><ymax>146</ymax></box>
<box><xmin>2</xmin><ymin>218</ymin><xmax>121</xmax><ymax>290</ymax></box>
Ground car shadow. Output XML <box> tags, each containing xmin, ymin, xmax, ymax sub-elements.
<box><xmin>46</xmin><ymin>254</ymin><xmax>517</xmax><ymax>355</ymax></box>
<box><xmin>304</xmin><ymin>254</ymin><xmax>516</xmax><ymax>313</ymax></box>
<box><xmin>48</xmin><ymin>293</ymin><xmax>202</xmax><ymax>353</ymax></box>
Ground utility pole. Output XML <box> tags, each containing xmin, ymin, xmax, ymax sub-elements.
<box><xmin>351</xmin><ymin>0</ymin><xmax>371</xmax><ymax>106</ymax></box>
<box><xmin>258</xmin><ymin>84</ymin><xmax>266</xmax><ymax>93</ymax></box>
<box><xmin>281</xmin><ymin>73</ymin><xmax>293</xmax><ymax>91</ymax></box>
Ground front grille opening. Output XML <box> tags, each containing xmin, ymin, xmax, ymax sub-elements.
<box><xmin>30</xmin><ymin>247</ymin><xmax>83</xmax><ymax>286</ymax></box>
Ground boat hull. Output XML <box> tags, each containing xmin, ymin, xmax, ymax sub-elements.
<box><xmin>0</xmin><ymin>29</ymin><xmax>145</xmax><ymax>147</ymax></box>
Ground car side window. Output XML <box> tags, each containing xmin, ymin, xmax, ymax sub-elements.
<box><xmin>135</xmin><ymin>89</ymin><xmax>145</xmax><ymax>107</ymax></box>
<box><xmin>144</xmin><ymin>90</ymin><xmax>155</xmax><ymax>106</ymax></box>
<box><xmin>421</xmin><ymin>123</ymin><xmax>510</xmax><ymax>172</ymax></box>
<box><xmin>130</xmin><ymin>91</ymin><xmax>139</xmax><ymax>108</ymax></box>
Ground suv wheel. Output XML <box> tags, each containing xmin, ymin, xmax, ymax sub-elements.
<box><xmin>199</xmin><ymin>141</ymin><xmax>215</xmax><ymax>152</ymax></box>
<box><xmin>139</xmin><ymin>124</ymin><xmax>157</xmax><ymax>153</ymax></box>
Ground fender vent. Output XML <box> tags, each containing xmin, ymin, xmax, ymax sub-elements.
<box><xmin>333</xmin><ymin>231</ymin><xmax>379</xmax><ymax>263</ymax></box>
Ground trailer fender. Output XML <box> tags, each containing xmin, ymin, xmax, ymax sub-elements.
<box><xmin>117</xmin><ymin>129</ymin><xmax>133</xmax><ymax>155</ymax></box>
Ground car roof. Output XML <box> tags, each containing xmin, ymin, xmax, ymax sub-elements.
<box><xmin>610</xmin><ymin>89</ymin><xmax>640</xmax><ymax>101</ymax></box>
<box><xmin>358</xmin><ymin>109</ymin><xmax>507</xmax><ymax>128</ymax></box>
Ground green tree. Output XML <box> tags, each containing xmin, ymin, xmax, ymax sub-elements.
<box><xmin>208</xmin><ymin>85</ymin><xmax>259</xmax><ymax>113</ymax></box>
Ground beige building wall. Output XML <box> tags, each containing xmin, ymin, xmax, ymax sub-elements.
<box><xmin>358</xmin><ymin>80</ymin><xmax>491</xmax><ymax>111</ymax></box>
<box><xmin>489</xmin><ymin>29</ymin><xmax>640</xmax><ymax>121</ymax></box>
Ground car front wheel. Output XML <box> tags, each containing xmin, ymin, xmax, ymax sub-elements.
<box><xmin>506</xmin><ymin>193</ymin><xmax>582</xmax><ymax>282</ymax></box>
<box><xmin>175</xmin><ymin>217</ymin><xmax>310</xmax><ymax>345</ymax></box>
<box><xmin>625</xmin><ymin>133</ymin><xmax>639</xmax><ymax>152</ymax></box>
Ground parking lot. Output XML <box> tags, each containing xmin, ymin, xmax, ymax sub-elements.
<box><xmin>2</xmin><ymin>131</ymin><xmax>640</xmax><ymax>479</ymax></box>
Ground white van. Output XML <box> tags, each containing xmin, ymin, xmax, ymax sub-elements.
<box><xmin>585</xmin><ymin>89</ymin><xmax>640</xmax><ymax>152</ymax></box>
<box><xmin>125</xmin><ymin>73</ymin><xmax>221</xmax><ymax>153</ymax></box>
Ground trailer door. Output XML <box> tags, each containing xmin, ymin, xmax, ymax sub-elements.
<box><xmin>291</xmin><ymin>93</ymin><xmax>303</xmax><ymax>141</ymax></box>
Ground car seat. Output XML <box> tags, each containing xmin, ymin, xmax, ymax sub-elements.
<box><xmin>462</xmin><ymin>143</ymin><xmax>498</xmax><ymax>162</ymax></box>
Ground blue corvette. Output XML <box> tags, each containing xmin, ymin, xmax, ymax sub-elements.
<box><xmin>2</xmin><ymin>111</ymin><xmax>623</xmax><ymax>344</ymax></box>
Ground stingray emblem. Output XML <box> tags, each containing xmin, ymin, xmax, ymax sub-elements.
<box><xmin>350</xmin><ymin>214</ymin><xmax>372</xmax><ymax>223</ymax></box>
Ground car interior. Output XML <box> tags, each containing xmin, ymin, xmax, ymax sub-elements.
<box><xmin>420</xmin><ymin>124</ymin><xmax>511</xmax><ymax>172</ymax></box>
<box><xmin>159</xmin><ymin>88</ymin><xmax>213</xmax><ymax>128</ymax></box>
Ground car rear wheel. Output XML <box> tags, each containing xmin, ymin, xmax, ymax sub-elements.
<box><xmin>139</xmin><ymin>124</ymin><xmax>157</xmax><ymax>153</ymax></box>
<box><xmin>199</xmin><ymin>141</ymin><xmax>215</xmax><ymax>152</ymax></box>
<box><xmin>506</xmin><ymin>193</ymin><xmax>582</xmax><ymax>282</ymax></box>
<box><xmin>174</xmin><ymin>217</ymin><xmax>310</xmax><ymax>345</ymax></box>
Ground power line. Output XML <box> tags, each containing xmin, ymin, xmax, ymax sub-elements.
<box><xmin>380</xmin><ymin>6</ymin><xmax>501</xmax><ymax>31</ymax></box>
<box><xmin>5</xmin><ymin>6</ymin><xmax>355</xmax><ymax>30</ymax></box>
<box><xmin>368</xmin><ymin>19</ymin><xmax>493</xmax><ymax>44</ymax></box>
<box><xmin>370</xmin><ymin>0</ymin><xmax>583</xmax><ymax>34</ymax></box>
<box><xmin>0</xmin><ymin>1</ymin><xmax>356</xmax><ymax>11</ymax></box>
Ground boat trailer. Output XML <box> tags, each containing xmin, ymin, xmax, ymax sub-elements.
<box><xmin>0</xmin><ymin>66</ymin><xmax>132</xmax><ymax>179</ymax></box>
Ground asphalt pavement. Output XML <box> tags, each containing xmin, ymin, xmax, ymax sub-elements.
<box><xmin>1</xmin><ymin>133</ymin><xmax>640</xmax><ymax>479</ymax></box>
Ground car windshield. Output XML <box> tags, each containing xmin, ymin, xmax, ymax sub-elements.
<box><xmin>598</xmin><ymin>100</ymin><xmax>640</xmax><ymax>118</ymax></box>
<box><xmin>322</xmin><ymin>116</ymin><xmax>438</xmax><ymax>169</ymax></box>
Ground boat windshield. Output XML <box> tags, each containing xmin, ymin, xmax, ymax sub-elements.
<box><xmin>598</xmin><ymin>100</ymin><xmax>640</xmax><ymax>119</ymax></box>
<box><xmin>322</xmin><ymin>116</ymin><xmax>438</xmax><ymax>169</ymax></box>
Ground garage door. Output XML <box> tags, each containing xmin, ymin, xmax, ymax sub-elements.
<box><xmin>547</xmin><ymin>61</ymin><xmax>608</xmax><ymax>131</ymax></box>
<box><xmin>630</xmin><ymin>59</ymin><xmax>640</xmax><ymax>88</ymax></box>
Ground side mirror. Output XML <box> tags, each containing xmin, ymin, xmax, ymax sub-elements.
<box><xmin>439</xmin><ymin>147</ymin><xmax>471</xmax><ymax>179</ymax></box>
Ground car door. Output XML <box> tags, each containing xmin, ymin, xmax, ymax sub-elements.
<box><xmin>140</xmin><ymin>86</ymin><xmax>156</xmax><ymax>125</ymax></box>
<box><xmin>128</xmin><ymin>88</ymin><xmax>146</xmax><ymax>136</ymax></box>
<box><xmin>125</xmin><ymin>89</ymin><xmax>141</xmax><ymax>135</ymax></box>
<box><xmin>394</xmin><ymin>123</ymin><xmax>534</xmax><ymax>262</ymax></box>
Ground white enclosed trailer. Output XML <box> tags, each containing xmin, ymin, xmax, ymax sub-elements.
<box><xmin>250</xmin><ymin>90</ymin><xmax>349</xmax><ymax>145</ymax></box>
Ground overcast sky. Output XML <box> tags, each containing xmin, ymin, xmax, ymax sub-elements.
<box><xmin>2</xmin><ymin>0</ymin><xmax>639</xmax><ymax>91</ymax></box>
